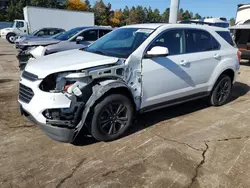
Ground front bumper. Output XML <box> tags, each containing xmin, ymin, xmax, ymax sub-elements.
<box><xmin>20</xmin><ymin>106</ymin><xmax>76</xmax><ymax>142</ymax></box>
<box><xmin>18</xmin><ymin>78</ymin><xmax>82</xmax><ymax>143</ymax></box>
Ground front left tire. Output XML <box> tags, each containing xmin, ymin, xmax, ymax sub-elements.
<box><xmin>90</xmin><ymin>94</ymin><xmax>134</xmax><ymax>141</ymax></box>
<box><xmin>6</xmin><ymin>33</ymin><xmax>16</xmax><ymax>44</ymax></box>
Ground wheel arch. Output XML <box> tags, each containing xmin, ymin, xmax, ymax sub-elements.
<box><xmin>208</xmin><ymin>68</ymin><xmax>235</xmax><ymax>91</ymax></box>
<box><xmin>73</xmin><ymin>79</ymin><xmax>137</xmax><ymax>140</ymax></box>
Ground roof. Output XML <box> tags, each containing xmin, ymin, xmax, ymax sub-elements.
<box><xmin>122</xmin><ymin>23</ymin><xmax>165</xmax><ymax>29</ymax></box>
<box><xmin>121</xmin><ymin>23</ymin><xmax>228</xmax><ymax>31</ymax></box>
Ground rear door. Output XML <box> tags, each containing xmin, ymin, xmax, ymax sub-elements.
<box><xmin>182</xmin><ymin>29</ymin><xmax>221</xmax><ymax>89</ymax></box>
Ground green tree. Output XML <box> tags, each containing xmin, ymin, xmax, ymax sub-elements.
<box><xmin>194</xmin><ymin>13</ymin><xmax>202</xmax><ymax>19</ymax></box>
<box><xmin>6</xmin><ymin>0</ymin><xmax>31</xmax><ymax>21</ymax></box>
<box><xmin>84</xmin><ymin>0</ymin><xmax>91</xmax><ymax>10</ymax></box>
<box><xmin>182</xmin><ymin>10</ymin><xmax>191</xmax><ymax>20</ymax></box>
<box><xmin>135</xmin><ymin>6</ymin><xmax>146</xmax><ymax>23</ymax></box>
<box><xmin>230</xmin><ymin>17</ymin><xmax>235</xmax><ymax>26</ymax></box>
<box><xmin>162</xmin><ymin>8</ymin><xmax>170</xmax><ymax>23</ymax></box>
<box><xmin>120</xmin><ymin>6</ymin><xmax>129</xmax><ymax>25</ymax></box>
<box><xmin>93</xmin><ymin>0</ymin><xmax>111</xmax><ymax>25</ymax></box>
<box><xmin>127</xmin><ymin>6</ymin><xmax>139</xmax><ymax>24</ymax></box>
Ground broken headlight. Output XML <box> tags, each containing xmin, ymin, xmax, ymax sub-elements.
<box><xmin>39</xmin><ymin>72</ymin><xmax>92</xmax><ymax>97</ymax></box>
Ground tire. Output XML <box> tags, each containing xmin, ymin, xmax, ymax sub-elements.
<box><xmin>91</xmin><ymin>94</ymin><xmax>134</xmax><ymax>141</ymax></box>
<box><xmin>6</xmin><ymin>33</ymin><xmax>16</xmax><ymax>44</ymax></box>
<box><xmin>210</xmin><ymin>74</ymin><xmax>232</xmax><ymax>106</ymax></box>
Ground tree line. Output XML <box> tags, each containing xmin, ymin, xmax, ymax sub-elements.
<box><xmin>0</xmin><ymin>0</ymin><xmax>233</xmax><ymax>27</ymax></box>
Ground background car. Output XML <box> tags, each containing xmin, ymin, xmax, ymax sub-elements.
<box><xmin>15</xmin><ymin>27</ymin><xmax>65</xmax><ymax>44</ymax></box>
<box><xmin>19</xmin><ymin>26</ymin><xmax>113</xmax><ymax>70</ymax></box>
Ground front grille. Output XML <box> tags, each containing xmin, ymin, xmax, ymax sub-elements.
<box><xmin>22</xmin><ymin>71</ymin><xmax>38</xmax><ymax>82</ymax></box>
<box><xmin>19</xmin><ymin>84</ymin><xmax>34</xmax><ymax>103</ymax></box>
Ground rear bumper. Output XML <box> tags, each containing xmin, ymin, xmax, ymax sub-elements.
<box><xmin>20</xmin><ymin>105</ymin><xmax>76</xmax><ymax>143</ymax></box>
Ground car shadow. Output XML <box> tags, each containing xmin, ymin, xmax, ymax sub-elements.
<box><xmin>73</xmin><ymin>82</ymin><xmax>250</xmax><ymax>146</ymax></box>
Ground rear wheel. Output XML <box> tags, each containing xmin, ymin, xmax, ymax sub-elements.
<box><xmin>6</xmin><ymin>33</ymin><xmax>16</xmax><ymax>44</ymax></box>
<box><xmin>91</xmin><ymin>94</ymin><xmax>134</xmax><ymax>141</ymax></box>
<box><xmin>210</xmin><ymin>74</ymin><xmax>232</xmax><ymax>106</ymax></box>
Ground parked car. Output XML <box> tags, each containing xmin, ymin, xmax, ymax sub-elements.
<box><xmin>15</xmin><ymin>27</ymin><xmax>65</xmax><ymax>43</ymax></box>
<box><xmin>17</xmin><ymin>26</ymin><xmax>113</xmax><ymax>70</ymax></box>
<box><xmin>18</xmin><ymin>23</ymin><xmax>240</xmax><ymax>143</ymax></box>
<box><xmin>1</xmin><ymin>6</ymin><xmax>94</xmax><ymax>43</ymax></box>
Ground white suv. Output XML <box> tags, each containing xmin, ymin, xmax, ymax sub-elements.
<box><xmin>18</xmin><ymin>24</ymin><xmax>240</xmax><ymax>142</ymax></box>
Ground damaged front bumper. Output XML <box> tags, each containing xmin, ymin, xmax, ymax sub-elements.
<box><xmin>20</xmin><ymin>105</ymin><xmax>76</xmax><ymax>142</ymax></box>
<box><xmin>18</xmin><ymin>78</ymin><xmax>86</xmax><ymax>143</ymax></box>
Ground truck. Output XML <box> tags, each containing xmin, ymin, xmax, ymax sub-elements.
<box><xmin>230</xmin><ymin>4</ymin><xmax>250</xmax><ymax>61</ymax></box>
<box><xmin>0</xmin><ymin>6</ymin><xmax>95</xmax><ymax>43</ymax></box>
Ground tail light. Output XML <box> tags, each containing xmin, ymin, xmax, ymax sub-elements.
<box><xmin>237</xmin><ymin>50</ymin><xmax>241</xmax><ymax>61</ymax></box>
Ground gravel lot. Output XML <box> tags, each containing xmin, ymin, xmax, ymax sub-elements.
<box><xmin>0</xmin><ymin>39</ymin><xmax>250</xmax><ymax>188</ymax></box>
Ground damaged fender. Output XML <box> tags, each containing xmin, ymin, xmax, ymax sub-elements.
<box><xmin>74</xmin><ymin>79</ymin><xmax>137</xmax><ymax>137</ymax></box>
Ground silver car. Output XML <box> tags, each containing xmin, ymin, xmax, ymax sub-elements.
<box><xmin>18</xmin><ymin>26</ymin><xmax>112</xmax><ymax>70</ymax></box>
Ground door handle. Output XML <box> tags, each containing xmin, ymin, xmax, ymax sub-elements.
<box><xmin>214</xmin><ymin>53</ymin><xmax>221</xmax><ymax>60</ymax></box>
<box><xmin>180</xmin><ymin>60</ymin><xmax>190</xmax><ymax>66</ymax></box>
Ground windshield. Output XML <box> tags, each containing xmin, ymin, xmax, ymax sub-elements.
<box><xmin>85</xmin><ymin>28</ymin><xmax>154</xmax><ymax>58</ymax></box>
<box><xmin>31</xmin><ymin>29</ymin><xmax>39</xmax><ymax>35</ymax></box>
<box><xmin>56</xmin><ymin>27</ymin><xmax>85</xmax><ymax>41</ymax></box>
<box><xmin>50</xmin><ymin>32</ymin><xmax>64</xmax><ymax>39</ymax></box>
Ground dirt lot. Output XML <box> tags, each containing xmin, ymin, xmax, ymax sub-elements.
<box><xmin>0</xmin><ymin>39</ymin><xmax>250</xmax><ymax>188</ymax></box>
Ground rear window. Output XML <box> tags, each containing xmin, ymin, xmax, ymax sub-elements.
<box><xmin>216</xmin><ymin>31</ymin><xmax>235</xmax><ymax>46</ymax></box>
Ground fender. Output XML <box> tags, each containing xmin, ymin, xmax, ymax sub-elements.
<box><xmin>207</xmin><ymin>57</ymin><xmax>238</xmax><ymax>91</ymax></box>
<box><xmin>74</xmin><ymin>79</ymin><xmax>135</xmax><ymax>138</ymax></box>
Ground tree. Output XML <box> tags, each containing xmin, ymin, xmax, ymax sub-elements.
<box><xmin>120</xmin><ymin>6</ymin><xmax>129</xmax><ymax>25</ymax></box>
<box><xmin>127</xmin><ymin>6</ymin><xmax>139</xmax><ymax>24</ymax></box>
<box><xmin>135</xmin><ymin>6</ymin><xmax>146</xmax><ymax>23</ymax></box>
<box><xmin>178</xmin><ymin>8</ymin><xmax>184</xmax><ymax>20</ymax></box>
<box><xmin>194</xmin><ymin>13</ymin><xmax>202</xmax><ymax>19</ymax></box>
<box><xmin>67</xmin><ymin>0</ymin><xmax>88</xmax><ymax>11</ymax></box>
<box><xmin>162</xmin><ymin>8</ymin><xmax>170</xmax><ymax>23</ymax></box>
<box><xmin>109</xmin><ymin>9</ymin><xmax>122</xmax><ymax>27</ymax></box>
<box><xmin>84</xmin><ymin>0</ymin><xmax>91</xmax><ymax>10</ymax></box>
<box><xmin>6</xmin><ymin>0</ymin><xmax>30</xmax><ymax>21</ymax></box>
<box><xmin>182</xmin><ymin>10</ymin><xmax>191</xmax><ymax>20</ymax></box>
<box><xmin>93</xmin><ymin>0</ymin><xmax>111</xmax><ymax>25</ymax></box>
<box><xmin>230</xmin><ymin>17</ymin><xmax>235</xmax><ymax>26</ymax></box>
<box><xmin>31</xmin><ymin>0</ymin><xmax>60</xmax><ymax>8</ymax></box>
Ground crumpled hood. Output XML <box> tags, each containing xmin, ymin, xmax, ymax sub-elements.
<box><xmin>25</xmin><ymin>49</ymin><xmax>119</xmax><ymax>78</ymax></box>
<box><xmin>18</xmin><ymin>37</ymin><xmax>60</xmax><ymax>46</ymax></box>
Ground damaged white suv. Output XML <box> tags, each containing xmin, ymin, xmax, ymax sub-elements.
<box><xmin>19</xmin><ymin>24</ymin><xmax>240</xmax><ymax>142</ymax></box>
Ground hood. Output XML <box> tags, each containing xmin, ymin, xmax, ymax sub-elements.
<box><xmin>45</xmin><ymin>40</ymin><xmax>91</xmax><ymax>54</ymax></box>
<box><xmin>25</xmin><ymin>49</ymin><xmax>119</xmax><ymax>78</ymax></box>
<box><xmin>18</xmin><ymin>38</ymin><xmax>60</xmax><ymax>46</ymax></box>
<box><xmin>0</xmin><ymin>27</ymin><xmax>13</xmax><ymax>34</ymax></box>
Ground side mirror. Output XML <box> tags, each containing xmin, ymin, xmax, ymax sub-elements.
<box><xmin>76</xmin><ymin>36</ymin><xmax>84</xmax><ymax>43</ymax></box>
<box><xmin>145</xmin><ymin>46</ymin><xmax>169</xmax><ymax>58</ymax></box>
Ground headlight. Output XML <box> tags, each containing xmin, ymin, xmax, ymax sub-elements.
<box><xmin>40</xmin><ymin>72</ymin><xmax>92</xmax><ymax>96</ymax></box>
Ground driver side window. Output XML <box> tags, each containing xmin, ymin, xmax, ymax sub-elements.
<box><xmin>149</xmin><ymin>29</ymin><xmax>185</xmax><ymax>55</ymax></box>
<box><xmin>16</xmin><ymin>21</ymin><xmax>24</xmax><ymax>28</ymax></box>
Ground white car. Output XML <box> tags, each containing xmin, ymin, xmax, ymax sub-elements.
<box><xmin>19</xmin><ymin>23</ymin><xmax>240</xmax><ymax>143</ymax></box>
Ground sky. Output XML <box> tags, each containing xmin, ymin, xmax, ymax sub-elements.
<box><xmin>89</xmin><ymin>0</ymin><xmax>250</xmax><ymax>19</ymax></box>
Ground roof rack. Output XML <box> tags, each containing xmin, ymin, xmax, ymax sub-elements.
<box><xmin>179</xmin><ymin>20</ymin><xmax>229</xmax><ymax>28</ymax></box>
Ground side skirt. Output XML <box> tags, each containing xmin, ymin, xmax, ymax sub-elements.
<box><xmin>140</xmin><ymin>92</ymin><xmax>210</xmax><ymax>113</ymax></box>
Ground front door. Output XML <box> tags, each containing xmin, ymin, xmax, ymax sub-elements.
<box><xmin>141</xmin><ymin>29</ymin><xmax>194</xmax><ymax>109</ymax></box>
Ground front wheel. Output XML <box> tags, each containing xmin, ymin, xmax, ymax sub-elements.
<box><xmin>6</xmin><ymin>33</ymin><xmax>16</xmax><ymax>44</ymax></box>
<box><xmin>210</xmin><ymin>75</ymin><xmax>232</xmax><ymax>106</ymax></box>
<box><xmin>91</xmin><ymin>94</ymin><xmax>134</xmax><ymax>141</ymax></box>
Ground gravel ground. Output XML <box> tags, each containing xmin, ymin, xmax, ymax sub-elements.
<box><xmin>0</xmin><ymin>39</ymin><xmax>250</xmax><ymax>188</ymax></box>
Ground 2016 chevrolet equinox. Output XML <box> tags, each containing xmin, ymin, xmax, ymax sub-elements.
<box><xmin>18</xmin><ymin>24</ymin><xmax>240</xmax><ymax>143</ymax></box>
